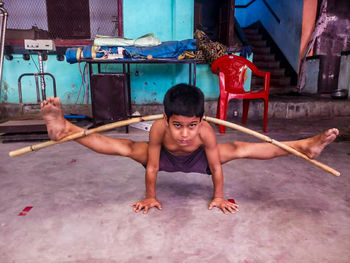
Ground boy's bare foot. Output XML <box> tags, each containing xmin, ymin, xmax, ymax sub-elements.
<box><xmin>41</xmin><ymin>97</ymin><xmax>67</xmax><ymax>141</ymax></box>
<box><xmin>303</xmin><ymin>128</ymin><xmax>339</xmax><ymax>159</ymax></box>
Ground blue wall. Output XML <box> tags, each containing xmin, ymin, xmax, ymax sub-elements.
<box><xmin>235</xmin><ymin>0</ymin><xmax>303</xmax><ymax>72</ymax></box>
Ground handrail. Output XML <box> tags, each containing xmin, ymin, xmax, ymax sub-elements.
<box><xmin>235</xmin><ymin>0</ymin><xmax>280</xmax><ymax>24</ymax></box>
<box><xmin>262</xmin><ymin>0</ymin><xmax>280</xmax><ymax>24</ymax></box>
<box><xmin>235</xmin><ymin>0</ymin><xmax>255</xmax><ymax>8</ymax></box>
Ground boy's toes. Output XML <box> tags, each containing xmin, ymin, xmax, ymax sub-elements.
<box><xmin>327</xmin><ymin>128</ymin><xmax>339</xmax><ymax>140</ymax></box>
<box><xmin>47</xmin><ymin>97</ymin><xmax>54</xmax><ymax>104</ymax></box>
<box><xmin>328</xmin><ymin>128</ymin><xmax>339</xmax><ymax>135</ymax></box>
<box><xmin>40</xmin><ymin>100</ymin><xmax>48</xmax><ymax>109</ymax></box>
<box><xmin>53</xmin><ymin>97</ymin><xmax>62</xmax><ymax>107</ymax></box>
<box><xmin>333</xmin><ymin>128</ymin><xmax>339</xmax><ymax>136</ymax></box>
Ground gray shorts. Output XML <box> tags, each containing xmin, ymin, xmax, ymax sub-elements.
<box><xmin>158</xmin><ymin>146</ymin><xmax>211</xmax><ymax>175</ymax></box>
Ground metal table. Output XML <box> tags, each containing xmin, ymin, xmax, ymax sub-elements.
<box><xmin>82</xmin><ymin>58</ymin><xmax>198</xmax><ymax>88</ymax></box>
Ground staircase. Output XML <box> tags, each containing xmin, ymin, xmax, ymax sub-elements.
<box><xmin>243</xmin><ymin>27</ymin><xmax>297</xmax><ymax>94</ymax></box>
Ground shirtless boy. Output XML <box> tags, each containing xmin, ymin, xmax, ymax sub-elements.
<box><xmin>40</xmin><ymin>84</ymin><xmax>339</xmax><ymax>214</ymax></box>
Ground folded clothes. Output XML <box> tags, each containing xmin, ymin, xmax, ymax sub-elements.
<box><xmin>93</xmin><ymin>33</ymin><xmax>161</xmax><ymax>47</ymax></box>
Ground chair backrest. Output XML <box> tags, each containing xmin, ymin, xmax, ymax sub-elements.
<box><xmin>211</xmin><ymin>55</ymin><xmax>261</xmax><ymax>93</ymax></box>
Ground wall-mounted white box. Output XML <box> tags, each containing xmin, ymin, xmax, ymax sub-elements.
<box><xmin>24</xmin><ymin>39</ymin><xmax>55</xmax><ymax>51</ymax></box>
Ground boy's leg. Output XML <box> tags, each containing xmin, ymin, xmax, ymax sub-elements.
<box><xmin>41</xmin><ymin>97</ymin><xmax>148</xmax><ymax>165</ymax></box>
<box><xmin>218</xmin><ymin>128</ymin><xmax>339</xmax><ymax>164</ymax></box>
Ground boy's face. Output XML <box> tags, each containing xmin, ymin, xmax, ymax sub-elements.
<box><xmin>166</xmin><ymin>114</ymin><xmax>202</xmax><ymax>146</ymax></box>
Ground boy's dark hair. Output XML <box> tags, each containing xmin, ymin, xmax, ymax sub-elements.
<box><xmin>163</xmin><ymin>83</ymin><xmax>204</xmax><ymax>120</ymax></box>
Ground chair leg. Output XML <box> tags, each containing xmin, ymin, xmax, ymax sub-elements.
<box><xmin>216</xmin><ymin>94</ymin><xmax>228</xmax><ymax>134</ymax></box>
<box><xmin>216</xmin><ymin>97</ymin><xmax>221</xmax><ymax>119</ymax></box>
<box><xmin>263</xmin><ymin>98</ymin><xmax>269</xmax><ymax>132</ymax></box>
<box><xmin>219</xmin><ymin>123</ymin><xmax>226</xmax><ymax>134</ymax></box>
<box><xmin>242</xmin><ymin>99</ymin><xmax>250</xmax><ymax>124</ymax></box>
<box><xmin>220</xmin><ymin>98</ymin><xmax>230</xmax><ymax>134</ymax></box>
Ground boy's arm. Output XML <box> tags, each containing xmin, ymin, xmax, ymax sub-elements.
<box><xmin>132</xmin><ymin>120</ymin><xmax>164</xmax><ymax>214</ymax></box>
<box><xmin>201</xmin><ymin>123</ymin><xmax>239</xmax><ymax>214</ymax></box>
<box><xmin>145</xmin><ymin>133</ymin><xmax>161</xmax><ymax>199</ymax></box>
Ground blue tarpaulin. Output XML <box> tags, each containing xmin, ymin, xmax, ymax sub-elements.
<box><xmin>123</xmin><ymin>39</ymin><xmax>196</xmax><ymax>59</ymax></box>
<box><xmin>65</xmin><ymin>39</ymin><xmax>197</xmax><ymax>63</ymax></box>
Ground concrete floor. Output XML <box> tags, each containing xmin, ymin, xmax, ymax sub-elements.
<box><xmin>0</xmin><ymin>117</ymin><xmax>350</xmax><ymax>263</ymax></box>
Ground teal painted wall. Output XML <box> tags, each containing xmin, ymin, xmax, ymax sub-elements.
<box><xmin>235</xmin><ymin>0</ymin><xmax>303</xmax><ymax>72</ymax></box>
<box><xmin>1</xmin><ymin>0</ymin><xmax>252</xmax><ymax>105</ymax></box>
<box><xmin>123</xmin><ymin>0</ymin><xmax>215</xmax><ymax>104</ymax></box>
<box><xmin>122</xmin><ymin>0</ymin><xmax>250</xmax><ymax>104</ymax></box>
<box><xmin>1</xmin><ymin>54</ymin><xmax>88</xmax><ymax>104</ymax></box>
<box><xmin>124</xmin><ymin>0</ymin><xmax>193</xmax><ymax>41</ymax></box>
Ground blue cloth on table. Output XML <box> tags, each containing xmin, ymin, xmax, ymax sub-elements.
<box><xmin>123</xmin><ymin>39</ymin><xmax>196</xmax><ymax>59</ymax></box>
<box><xmin>65</xmin><ymin>39</ymin><xmax>197</xmax><ymax>63</ymax></box>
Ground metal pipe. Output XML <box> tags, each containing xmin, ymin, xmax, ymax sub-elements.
<box><xmin>0</xmin><ymin>2</ymin><xmax>8</xmax><ymax>94</ymax></box>
<box><xmin>18</xmin><ymin>76</ymin><xmax>23</xmax><ymax>104</ymax></box>
<box><xmin>18</xmin><ymin>73</ymin><xmax>57</xmax><ymax>104</ymax></box>
<box><xmin>34</xmin><ymin>74</ymin><xmax>41</xmax><ymax>102</ymax></box>
<box><xmin>38</xmin><ymin>52</ymin><xmax>47</xmax><ymax>100</ymax></box>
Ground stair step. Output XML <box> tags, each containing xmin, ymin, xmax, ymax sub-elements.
<box><xmin>252</xmin><ymin>76</ymin><xmax>291</xmax><ymax>86</ymax></box>
<box><xmin>268</xmin><ymin>68</ymin><xmax>286</xmax><ymax>76</ymax></box>
<box><xmin>249</xmin><ymin>40</ymin><xmax>267</xmax><ymax>47</ymax></box>
<box><xmin>251</xmin><ymin>85</ymin><xmax>297</xmax><ymax>94</ymax></box>
<box><xmin>254</xmin><ymin>60</ymin><xmax>280</xmax><ymax>69</ymax></box>
<box><xmin>243</xmin><ymin>28</ymin><xmax>259</xmax><ymax>35</ymax></box>
<box><xmin>245</xmin><ymin>34</ymin><xmax>263</xmax><ymax>41</ymax></box>
<box><xmin>243</xmin><ymin>25</ymin><xmax>294</xmax><ymax>92</ymax></box>
<box><xmin>253</xmin><ymin>74</ymin><xmax>291</xmax><ymax>81</ymax></box>
<box><xmin>252</xmin><ymin>46</ymin><xmax>271</xmax><ymax>55</ymax></box>
<box><xmin>253</xmin><ymin>54</ymin><xmax>275</xmax><ymax>62</ymax></box>
<box><xmin>257</xmin><ymin>66</ymin><xmax>287</xmax><ymax>74</ymax></box>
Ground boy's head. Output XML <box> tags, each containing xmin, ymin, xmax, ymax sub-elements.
<box><xmin>163</xmin><ymin>84</ymin><xmax>204</xmax><ymax>120</ymax></box>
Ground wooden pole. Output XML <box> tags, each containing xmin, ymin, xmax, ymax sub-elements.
<box><xmin>204</xmin><ymin>116</ymin><xmax>340</xmax><ymax>177</ymax></box>
<box><xmin>9</xmin><ymin>114</ymin><xmax>164</xmax><ymax>158</ymax></box>
<box><xmin>9</xmin><ymin>114</ymin><xmax>340</xmax><ymax>177</ymax></box>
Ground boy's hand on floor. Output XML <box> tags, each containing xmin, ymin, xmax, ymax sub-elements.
<box><xmin>131</xmin><ymin>198</ymin><xmax>162</xmax><ymax>214</ymax></box>
<box><xmin>208</xmin><ymin>198</ymin><xmax>239</xmax><ymax>214</ymax></box>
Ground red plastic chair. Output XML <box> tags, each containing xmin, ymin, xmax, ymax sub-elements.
<box><xmin>211</xmin><ymin>55</ymin><xmax>270</xmax><ymax>133</ymax></box>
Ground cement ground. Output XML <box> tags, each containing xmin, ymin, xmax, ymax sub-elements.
<box><xmin>0</xmin><ymin>117</ymin><xmax>350</xmax><ymax>263</ymax></box>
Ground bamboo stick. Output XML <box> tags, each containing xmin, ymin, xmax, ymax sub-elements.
<box><xmin>9</xmin><ymin>114</ymin><xmax>340</xmax><ymax>177</ymax></box>
<box><xmin>9</xmin><ymin>114</ymin><xmax>164</xmax><ymax>157</ymax></box>
<box><xmin>204</xmin><ymin>116</ymin><xmax>340</xmax><ymax>177</ymax></box>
